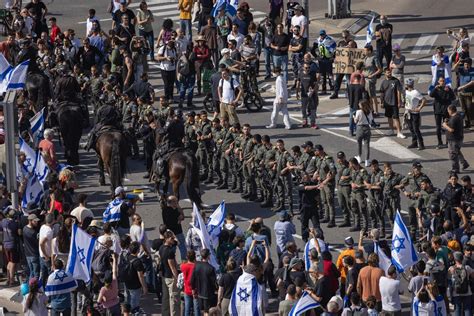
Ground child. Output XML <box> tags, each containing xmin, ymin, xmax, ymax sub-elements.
<box><xmin>366</xmin><ymin>295</ymin><xmax>378</xmax><ymax>316</ymax></box>
<box><xmin>48</xmin><ymin>17</ymin><xmax>61</xmax><ymax>45</ymax></box>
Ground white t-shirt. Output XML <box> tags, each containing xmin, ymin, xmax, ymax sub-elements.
<box><xmin>158</xmin><ymin>45</ymin><xmax>177</xmax><ymax>71</ymax></box>
<box><xmin>379</xmin><ymin>276</ymin><xmax>402</xmax><ymax>311</ymax></box>
<box><xmin>291</xmin><ymin>15</ymin><xmax>308</xmax><ymax>38</ymax></box>
<box><xmin>97</xmin><ymin>233</ymin><xmax>122</xmax><ymax>254</ymax></box>
<box><xmin>39</xmin><ymin>225</ymin><xmax>53</xmax><ymax>258</ymax></box>
<box><xmin>130</xmin><ymin>224</ymin><xmax>151</xmax><ymax>255</ymax></box>
<box><xmin>412</xmin><ymin>297</ymin><xmax>435</xmax><ymax>316</ymax></box>
<box><xmin>405</xmin><ymin>89</ymin><xmax>424</xmax><ymax>111</ymax></box>
<box><xmin>70</xmin><ymin>206</ymin><xmax>94</xmax><ymax>223</ymax></box>
<box><xmin>354</xmin><ymin>110</ymin><xmax>374</xmax><ymax>126</ymax></box>
<box><xmin>227</xmin><ymin>32</ymin><xmax>244</xmax><ymax>49</ymax></box>
<box><xmin>86</xmin><ymin>16</ymin><xmax>99</xmax><ymax>36</ymax></box>
<box><xmin>219</xmin><ymin>77</ymin><xmax>240</xmax><ymax>104</ymax></box>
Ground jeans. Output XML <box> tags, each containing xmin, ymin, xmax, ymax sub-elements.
<box><xmin>26</xmin><ymin>256</ymin><xmax>40</xmax><ymax>280</ymax></box>
<box><xmin>184</xmin><ymin>294</ymin><xmax>201</xmax><ymax>316</ymax></box>
<box><xmin>141</xmin><ymin>256</ymin><xmax>155</xmax><ymax>292</ymax></box>
<box><xmin>126</xmin><ymin>287</ymin><xmax>142</xmax><ymax>312</ymax></box>
<box><xmin>139</xmin><ymin>29</ymin><xmax>154</xmax><ymax>59</ymax></box>
<box><xmin>51</xmin><ymin>308</ymin><xmax>71</xmax><ymax>316</ymax></box>
<box><xmin>39</xmin><ymin>256</ymin><xmax>51</xmax><ymax>284</ymax></box>
<box><xmin>180</xmin><ymin>19</ymin><xmax>192</xmax><ymax>42</ymax></box>
<box><xmin>179</xmin><ymin>74</ymin><xmax>196</xmax><ymax>103</ymax></box>
<box><xmin>263</xmin><ymin>47</ymin><xmax>273</xmax><ymax>76</ymax></box>
<box><xmin>272</xmin><ymin>55</ymin><xmax>288</xmax><ymax>79</ymax></box>
<box><xmin>161</xmin><ymin>69</ymin><xmax>176</xmax><ymax>101</ymax></box>
<box><xmin>407</xmin><ymin>112</ymin><xmax>424</xmax><ymax>146</ymax></box>
<box><xmin>452</xmin><ymin>295</ymin><xmax>472</xmax><ymax>316</ymax></box>
<box><xmin>349</xmin><ymin>107</ymin><xmax>356</xmax><ymax>134</ymax></box>
<box><xmin>356</xmin><ymin>125</ymin><xmax>371</xmax><ymax>161</ymax></box>
<box><xmin>175</xmin><ymin>233</ymin><xmax>187</xmax><ymax>262</ymax></box>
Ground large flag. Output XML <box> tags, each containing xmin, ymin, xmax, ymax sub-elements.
<box><xmin>391</xmin><ymin>211</ymin><xmax>418</xmax><ymax>272</ymax></box>
<box><xmin>207</xmin><ymin>201</ymin><xmax>226</xmax><ymax>248</ymax></box>
<box><xmin>4</xmin><ymin>59</ymin><xmax>29</xmax><ymax>91</ymax></box>
<box><xmin>374</xmin><ymin>241</ymin><xmax>392</xmax><ymax>274</ymax></box>
<box><xmin>192</xmin><ymin>203</ymin><xmax>219</xmax><ymax>270</ymax></box>
<box><xmin>288</xmin><ymin>291</ymin><xmax>321</xmax><ymax>316</ymax></box>
<box><xmin>303</xmin><ymin>238</ymin><xmax>328</xmax><ymax>271</ymax></box>
<box><xmin>0</xmin><ymin>53</ymin><xmax>12</xmax><ymax>81</ymax></box>
<box><xmin>21</xmin><ymin>173</ymin><xmax>43</xmax><ymax>208</ymax></box>
<box><xmin>229</xmin><ymin>271</ymin><xmax>264</xmax><ymax>316</ymax></box>
<box><xmin>44</xmin><ymin>269</ymin><xmax>78</xmax><ymax>296</ymax></box>
<box><xmin>212</xmin><ymin>0</ymin><xmax>238</xmax><ymax>17</ymax></box>
<box><xmin>30</xmin><ymin>108</ymin><xmax>45</xmax><ymax>146</ymax></box>
<box><xmin>366</xmin><ymin>16</ymin><xmax>375</xmax><ymax>44</ymax></box>
<box><xmin>18</xmin><ymin>137</ymin><xmax>49</xmax><ymax>185</ymax></box>
<box><xmin>67</xmin><ymin>223</ymin><xmax>97</xmax><ymax>282</ymax></box>
<box><xmin>103</xmin><ymin>198</ymin><xmax>123</xmax><ymax>223</ymax></box>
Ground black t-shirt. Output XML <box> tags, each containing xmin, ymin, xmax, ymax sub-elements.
<box><xmin>380</xmin><ymin>77</ymin><xmax>402</xmax><ymax>106</ymax></box>
<box><xmin>447</xmin><ymin>113</ymin><xmax>464</xmax><ymax>141</ymax></box>
<box><xmin>125</xmin><ymin>254</ymin><xmax>145</xmax><ymax>290</ymax></box>
<box><xmin>298</xmin><ymin>71</ymin><xmax>316</xmax><ymax>98</ymax></box>
<box><xmin>113</xmin><ymin>9</ymin><xmax>136</xmax><ymax>26</ymax></box>
<box><xmin>23</xmin><ymin>225</ymin><xmax>39</xmax><ymax>257</ymax></box>
<box><xmin>289</xmin><ymin>270</ymin><xmax>307</xmax><ymax>286</ymax></box>
<box><xmin>345</xmin><ymin>267</ymin><xmax>359</xmax><ymax>294</ymax></box>
<box><xmin>191</xmin><ymin>261</ymin><xmax>217</xmax><ymax>299</ymax></box>
<box><xmin>218</xmin><ymin>269</ymin><xmax>241</xmax><ymax>298</ymax></box>
<box><xmin>290</xmin><ymin>36</ymin><xmax>304</xmax><ymax>54</ymax></box>
<box><xmin>159</xmin><ymin>244</ymin><xmax>176</xmax><ymax>278</ymax></box>
<box><xmin>348</xmin><ymin>84</ymin><xmax>366</xmax><ymax>110</ymax></box>
<box><xmin>118</xmin><ymin>202</ymin><xmax>132</xmax><ymax>229</ymax></box>
<box><xmin>375</xmin><ymin>23</ymin><xmax>393</xmax><ymax>47</ymax></box>
<box><xmin>314</xmin><ymin>276</ymin><xmax>332</xmax><ymax>307</ymax></box>
<box><xmin>162</xmin><ymin>206</ymin><xmax>183</xmax><ymax>235</ymax></box>
<box><xmin>271</xmin><ymin>33</ymin><xmax>290</xmax><ymax>56</ymax></box>
<box><xmin>354</xmin><ymin>262</ymin><xmax>367</xmax><ymax>273</ymax></box>
<box><xmin>25</xmin><ymin>1</ymin><xmax>47</xmax><ymax>20</ymax></box>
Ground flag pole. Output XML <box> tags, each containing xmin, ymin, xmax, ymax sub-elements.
<box><xmin>3</xmin><ymin>90</ymin><xmax>18</xmax><ymax>209</ymax></box>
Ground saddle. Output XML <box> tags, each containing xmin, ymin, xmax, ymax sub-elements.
<box><xmin>97</xmin><ymin>125</ymin><xmax>121</xmax><ymax>137</ymax></box>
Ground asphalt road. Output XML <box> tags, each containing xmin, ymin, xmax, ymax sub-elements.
<box><xmin>1</xmin><ymin>0</ymin><xmax>473</xmax><ymax>314</ymax></box>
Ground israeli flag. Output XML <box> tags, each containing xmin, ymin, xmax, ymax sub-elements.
<box><xmin>212</xmin><ymin>0</ymin><xmax>238</xmax><ymax>17</ymax></box>
<box><xmin>0</xmin><ymin>53</ymin><xmax>12</xmax><ymax>81</ymax></box>
<box><xmin>34</xmin><ymin>150</ymin><xmax>49</xmax><ymax>185</ymax></box>
<box><xmin>374</xmin><ymin>241</ymin><xmax>392</xmax><ymax>274</ymax></box>
<box><xmin>67</xmin><ymin>223</ymin><xmax>97</xmax><ymax>282</ymax></box>
<box><xmin>288</xmin><ymin>291</ymin><xmax>321</xmax><ymax>316</ymax></box>
<box><xmin>207</xmin><ymin>201</ymin><xmax>226</xmax><ymax>248</ymax></box>
<box><xmin>103</xmin><ymin>198</ymin><xmax>123</xmax><ymax>223</ymax></box>
<box><xmin>45</xmin><ymin>269</ymin><xmax>78</xmax><ymax>296</ymax></box>
<box><xmin>303</xmin><ymin>238</ymin><xmax>329</xmax><ymax>271</ymax></box>
<box><xmin>192</xmin><ymin>203</ymin><xmax>219</xmax><ymax>270</ymax></box>
<box><xmin>366</xmin><ymin>16</ymin><xmax>375</xmax><ymax>44</ymax></box>
<box><xmin>21</xmin><ymin>173</ymin><xmax>44</xmax><ymax>208</ymax></box>
<box><xmin>229</xmin><ymin>271</ymin><xmax>264</xmax><ymax>316</ymax></box>
<box><xmin>391</xmin><ymin>211</ymin><xmax>418</xmax><ymax>272</ymax></box>
<box><xmin>30</xmin><ymin>108</ymin><xmax>45</xmax><ymax>146</ymax></box>
<box><xmin>19</xmin><ymin>137</ymin><xmax>36</xmax><ymax>174</ymax></box>
<box><xmin>4</xmin><ymin>59</ymin><xmax>29</xmax><ymax>91</ymax></box>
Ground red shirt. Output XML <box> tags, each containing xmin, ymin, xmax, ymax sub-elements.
<box><xmin>181</xmin><ymin>262</ymin><xmax>195</xmax><ymax>296</ymax></box>
<box><xmin>50</xmin><ymin>25</ymin><xmax>61</xmax><ymax>44</ymax></box>
<box><xmin>323</xmin><ymin>259</ymin><xmax>340</xmax><ymax>294</ymax></box>
<box><xmin>39</xmin><ymin>139</ymin><xmax>57</xmax><ymax>170</ymax></box>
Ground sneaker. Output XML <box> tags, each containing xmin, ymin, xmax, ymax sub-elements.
<box><xmin>285</xmin><ymin>126</ymin><xmax>292</xmax><ymax>130</ymax></box>
<box><xmin>397</xmin><ymin>133</ymin><xmax>407</xmax><ymax>139</ymax></box>
<box><xmin>329</xmin><ymin>93</ymin><xmax>338</xmax><ymax>99</ymax></box>
<box><xmin>365</xmin><ymin>160</ymin><xmax>369</xmax><ymax>167</ymax></box>
<box><xmin>311</xmin><ymin>124</ymin><xmax>319</xmax><ymax>129</ymax></box>
<box><xmin>355</xmin><ymin>155</ymin><xmax>361</xmax><ymax>163</ymax></box>
<box><xmin>266</xmin><ymin>125</ymin><xmax>276</xmax><ymax>129</ymax></box>
<box><xmin>462</xmin><ymin>162</ymin><xmax>470</xmax><ymax>170</ymax></box>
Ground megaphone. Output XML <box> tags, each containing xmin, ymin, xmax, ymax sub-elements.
<box><xmin>126</xmin><ymin>192</ymin><xmax>145</xmax><ymax>203</ymax></box>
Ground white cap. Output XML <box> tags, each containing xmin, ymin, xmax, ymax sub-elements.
<box><xmin>114</xmin><ymin>186</ymin><xmax>125</xmax><ymax>196</ymax></box>
<box><xmin>221</xmin><ymin>48</ymin><xmax>231</xmax><ymax>55</ymax></box>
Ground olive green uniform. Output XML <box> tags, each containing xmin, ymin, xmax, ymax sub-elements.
<box><xmin>401</xmin><ymin>172</ymin><xmax>431</xmax><ymax>239</ymax></box>
<box><xmin>212</xmin><ymin>126</ymin><xmax>227</xmax><ymax>184</ymax></box>
<box><xmin>254</xmin><ymin>143</ymin><xmax>267</xmax><ymax>201</ymax></box>
<box><xmin>336</xmin><ymin>160</ymin><xmax>352</xmax><ymax>225</ymax></box>
<box><xmin>275</xmin><ymin>150</ymin><xmax>294</xmax><ymax>210</ymax></box>
<box><xmin>231</xmin><ymin>133</ymin><xmax>244</xmax><ymax>192</ymax></box>
<box><xmin>242</xmin><ymin>136</ymin><xmax>255</xmax><ymax>197</ymax></box>
<box><xmin>261</xmin><ymin>145</ymin><xmax>277</xmax><ymax>206</ymax></box>
<box><xmin>197</xmin><ymin>119</ymin><xmax>213</xmax><ymax>179</ymax></box>
<box><xmin>368</xmin><ymin>168</ymin><xmax>384</xmax><ymax>229</ymax></box>
<box><xmin>380</xmin><ymin>172</ymin><xmax>404</xmax><ymax>231</ymax></box>
<box><xmin>219</xmin><ymin>127</ymin><xmax>234</xmax><ymax>188</ymax></box>
<box><xmin>350</xmin><ymin>166</ymin><xmax>369</xmax><ymax>230</ymax></box>
<box><xmin>316</xmin><ymin>154</ymin><xmax>337</xmax><ymax>223</ymax></box>
<box><xmin>184</xmin><ymin>121</ymin><xmax>198</xmax><ymax>153</ymax></box>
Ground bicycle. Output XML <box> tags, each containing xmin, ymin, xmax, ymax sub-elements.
<box><xmin>0</xmin><ymin>8</ymin><xmax>14</xmax><ymax>36</ymax></box>
<box><xmin>240</xmin><ymin>63</ymin><xmax>264</xmax><ymax>112</ymax></box>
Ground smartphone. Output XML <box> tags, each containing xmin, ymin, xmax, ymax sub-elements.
<box><xmin>423</xmin><ymin>278</ymin><xmax>428</xmax><ymax>286</ymax></box>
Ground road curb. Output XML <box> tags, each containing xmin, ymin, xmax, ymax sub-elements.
<box><xmin>347</xmin><ymin>10</ymin><xmax>379</xmax><ymax>35</ymax></box>
<box><xmin>0</xmin><ymin>287</ymin><xmax>21</xmax><ymax>302</ymax></box>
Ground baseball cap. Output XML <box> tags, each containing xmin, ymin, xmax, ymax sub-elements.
<box><xmin>329</xmin><ymin>296</ymin><xmax>343</xmax><ymax>311</ymax></box>
<box><xmin>114</xmin><ymin>186</ymin><xmax>125</xmax><ymax>196</ymax></box>
<box><xmin>337</xmin><ymin>151</ymin><xmax>345</xmax><ymax>159</ymax></box>
<box><xmin>289</xmin><ymin>257</ymin><xmax>303</xmax><ymax>269</ymax></box>
<box><xmin>319</xmin><ymin>29</ymin><xmax>326</xmax><ymax>36</ymax></box>
<box><xmin>28</xmin><ymin>214</ymin><xmax>40</xmax><ymax>222</ymax></box>
<box><xmin>295</xmin><ymin>5</ymin><xmax>303</xmax><ymax>11</ymax></box>
<box><xmin>412</xmin><ymin>160</ymin><xmax>423</xmax><ymax>168</ymax></box>
<box><xmin>405</xmin><ymin>78</ymin><xmax>415</xmax><ymax>87</ymax></box>
<box><xmin>314</xmin><ymin>144</ymin><xmax>324</xmax><ymax>151</ymax></box>
<box><xmin>344</xmin><ymin>236</ymin><xmax>354</xmax><ymax>246</ymax></box>
<box><xmin>301</xmin><ymin>141</ymin><xmax>314</xmax><ymax>148</ymax></box>
<box><xmin>221</xmin><ymin>48</ymin><xmax>231</xmax><ymax>55</ymax></box>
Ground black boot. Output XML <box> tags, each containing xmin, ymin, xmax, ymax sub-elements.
<box><xmin>349</xmin><ymin>225</ymin><xmax>361</xmax><ymax>232</ymax></box>
<box><xmin>407</xmin><ymin>143</ymin><xmax>418</xmax><ymax>149</ymax></box>
<box><xmin>327</xmin><ymin>221</ymin><xmax>336</xmax><ymax>228</ymax></box>
<box><xmin>338</xmin><ymin>220</ymin><xmax>352</xmax><ymax>228</ymax></box>
<box><xmin>217</xmin><ymin>182</ymin><xmax>228</xmax><ymax>190</ymax></box>
<box><xmin>260</xmin><ymin>199</ymin><xmax>273</xmax><ymax>208</ymax></box>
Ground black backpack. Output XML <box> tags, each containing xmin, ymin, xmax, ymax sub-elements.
<box><xmin>452</xmin><ymin>266</ymin><xmax>469</xmax><ymax>294</ymax></box>
<box><xmin>428</xmin><ymin>260</ymin><xmax>447</xmax><ymax>287</ymax></box>
<box><xmin>221</xmin><ymin>225</ymin><xmax>238</xmax><ymax>243</ymax></box>
<box><xmin>91</xmin><ymin>247</ymin><xmax>113</xmax><ymax>282</ymax></box>
<box><xmin>118</xmin><ymin>254</ymin><xmax>140</xmax><ymax>283</ymax></box>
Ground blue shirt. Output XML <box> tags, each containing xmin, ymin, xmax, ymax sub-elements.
<box><xmin>233</xmin><ymin>17</ymin><xmax>248</xmax><ymax>36</ymax></box>
<box><xmin>50</xmin><ymin>293</ymin><xmax>71</xmax><ymax>310</ymax></box>
<box><xmin>274</xmin><ymin>220</ymin><xmax>296</xmax><ymax>253</ymax></box>
<box><xmin>244</xmin><ymin>234</ymin><xmax>270</xmax><ymax>260</ymax></box>
<box><xmin>459</xmin><ymin>67</ymin><xmax>474</xmax><ymax>89</ymax></box>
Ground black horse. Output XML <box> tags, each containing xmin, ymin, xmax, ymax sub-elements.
<box><xmin>96</xmin><ymin>131</ymin><xmax>128</xmax><ymax>193</ymax></box>
<box><xmin>26</xmin><ymin>72</ymin><xmax>51</xmax><ymax>111</ymax></box>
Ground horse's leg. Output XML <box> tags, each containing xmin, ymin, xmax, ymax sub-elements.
<box><xmin>172</xmin><ymin>174</ymin><xmax>182</xmax><ymax>201</ymax></box>
<box><xmin>98</xmin><ymin>155</ymin><xmax>106</xmax><ymax>186</ymax></box>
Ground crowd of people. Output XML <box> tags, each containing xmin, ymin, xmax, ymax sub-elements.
<box><xmin>0</xmin><ymin>0</ymin><xmax>473</xmax><ymax>315</ymax></box>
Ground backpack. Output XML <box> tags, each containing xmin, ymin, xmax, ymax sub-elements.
<box><xmin>220</xmin><ymin>77</ymin><xmax>237</xmax><ymax>93</ymax></box>
<box><xmin>452</xmin><ymin>266</ymin><xmax>469</xmax><ymax>294</ymax></box>
<box><xmin>119</xmin><ymin>255</ymin><xmax>140</xmax><ymax>283</ymax></box>
<box><xmin>347</xmin><ymin>306</ymin><xmax>365</xmax><ymax>316</ymax></box>
<box><xmin>222</xmin><ymin>225</ymin><xmax>238</xmax><ymax>243</ymax></box>
<box><xmin>91</xmin><ymin>247</ymin><xmax>113</xmax><ymax>281</ymax></box>
<box><xmin>117</xmin><ymin>251</ymin><xmax>130</xmax><ymax>280</ymax></box>
<box><xmin>428</xmin><ymin>260</ymin><xmax>447</xmax><ymax>287</ymax></box>
<box><xmin>178</xmin><ymin>55</ymin><xmax>190</xmax><ymax>76</ymax></box>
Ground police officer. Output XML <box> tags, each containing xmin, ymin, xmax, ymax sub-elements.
<box><xmin>88</xmin><ymin>65</ymin><xmax>104</xmax><ymax>117</ymax></box>
<box><xmin>417</xmin><ymin>178</ymin><xmax>441</xmax><ymax>235</ymax></box>
<box><xmin>273</xmin><ymin>139</ymin><xmax>295</xmax><ymax>212</ymax></box>
<box><xmin>400</xmin><ymin>160</ymin><xmax>431</xmax><ymax>239</ymax></box>
<box><xmin>260</xmin><ymin>135</ymin><xmax>276</xmax><ymax>208</ymax></box>
<box><xmin>253</xmin><ymin>134</ymin><xmax>266</xmax><ymax>203</ymax></box>
<box><xmin>197</xmin><ymin>111</ymin><xmax>213</xmax><ymax>183</ymax></box>
<box><xmin>299</xmin><ymin>172</ymin><xmax>320</xmax><ymax>242</ymax></box>
<box><xmin>121</xmin><ymin>92</ymin><xmax>139</xmax><ymax>159</ymax></box>
<box><xmin>156</xmin><ymin>96</ymin><xmax>172</xmax><ymax>125</ymax></box>
<box><xmin>184</xmin><ymin>112</ymin><xmax>198</xmax><ymax>153</ymax></box>
<box><xmin>367</xmin><ymin>159</ymin><xmax>383</xmax><ymax>231</ymax></box>
<box><xmin>299</xmin><ymin>141</ymin><xmax>315</xmax><ymax>172</ymax></box>
<box><xmin>212</xmin><ymin>118</ymin><xmax>225</xmax><ymax>186</ymax></box>
<box><xmin>336</xmin><ymin>151</ymin><xmax>352</xmax><ymax>227</ymax></box>
<box><xmin>218</xmin><ymin>118</ymin><xmax>234</xmax><ymax>190</ymax></box>
<box><xmin>229</xmin><ymin>123</ymin><xmax>243</xmax><ymax>193</ymax></box>
<box><xmin>241</xmin><ymin>125</ymin><xmax>256</xmax><ymax>200</ymax></box>
<box><xmin>314</xmin><ymin>145</ymin><xmax>336</xmax><ymax>227</ymax></box>
<box><xmin>349</xmin><ymin>157</ymin><xmax>370</xmax><ymax>232</ymax></box>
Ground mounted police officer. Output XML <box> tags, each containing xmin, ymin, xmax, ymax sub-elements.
<box><xmin>121</xmin><ymin>92</ymin><xmax>140</xmax><ymax>159</ymax></box>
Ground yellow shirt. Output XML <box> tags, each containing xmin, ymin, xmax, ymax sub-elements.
<box><xmin>179</xmin><ymin>0</ymin><xmax>193</xmax><ymax>20</ymax></box>
<box><xmin>336</xmin><ymin>248</ymin><xmax>356</xmax><ymax>281</ymax></box>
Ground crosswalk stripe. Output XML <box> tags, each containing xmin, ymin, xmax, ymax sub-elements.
<box><xmin>147</xmin><ymin>4</ymin><xmax>180</xmax><ymax>12</ymax></box>
<box><xmin>129</xmin><ymin>0</ymin><xmax>168</xmax><ymax>8</ymax></box>
<box><xmin>392</xmin><ymin>34</ymin><xmax>405</xmax><ymax>48</ymax></box>
<box><xmin>411</xmin><ymin>34</ymin><xmax>438</xmax><ymax>55</ymax></box>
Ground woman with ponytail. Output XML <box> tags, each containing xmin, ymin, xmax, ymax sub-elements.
<box><xmin>22</xmin><ymin>277</ymin><xmax>48</xmax><ymax>315</ymax></box>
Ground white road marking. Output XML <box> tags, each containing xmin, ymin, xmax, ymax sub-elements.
<box><xmin>371</xmin><ymin>137</ymin><xmax>421</xmax><ymax>159</ymax></box>
<box><xmin>411</xmin><ymin>34</ymin><xmax>438</xmax><ymax>55</ymax></box>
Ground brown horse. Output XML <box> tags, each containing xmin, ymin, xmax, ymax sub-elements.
<box><xmin>153</xmin><ymin>128</ymin><xmax>202</xmax><ymax>207</ymax></box>
<box><xmin>95</xmin><ymin>131</ymin><xmax>128</xmax><ymax>192</ymax></box>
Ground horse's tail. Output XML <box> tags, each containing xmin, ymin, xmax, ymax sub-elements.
<box><xmin>110</xmin><ymin>138</ymin><xmax>122</xmax><ymax>190</ymax></box>
<box><xmin>184</xmin><ymin>150</ymin><xmax>202</xmax><ymax>207</ymax></box>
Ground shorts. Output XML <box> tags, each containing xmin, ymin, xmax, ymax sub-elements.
<box><xmin>365</xmin><ymin>80</ymin><xmax>377</xmax><ymax>97</ymax></box>
<box><xmin>4</xmin><ymin>248</ymin><xmax>19</xmax><ymax>263</ymax></box>
<box><xmin>199</xmin><ymin>296</ymin><xmax>217</xmax><ymax>312</ymax></box>
<box><xmin>384</xmin><ymin>104</ymin><xmax>400</xmax><ymax>119</ymax></box>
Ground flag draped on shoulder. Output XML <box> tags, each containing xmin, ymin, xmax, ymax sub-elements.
<box><xmin>67</xmin><ymin>223</ymin><xmax>96</xmax><ymax>282</ymax></box>
<box><xmin>229</xmin><ymin>271</ymin><xmax>264</xmax><ymax>316</ymax></box>
<box><xmin>366</xmin><ymin>16</ymin><xmax>375</xmax><ymax>44</ymax></box>
<box><xmin>103</xmin><ymin>198</ymin><xmax>123</xmax><ymax>223</ymax></box>
<box><xmin>374</xmin><ymin>241</ymin><xmax>392</xmax><ymax>274</ymax></box>
<box><xmin>207</xmin><ymin>201</ymin><xmax>226</xmax><ymax>247</ymax></box>
<box><xmin>288</xmin><ymin>291</ymin><xmax>321</xmax><ymax>316</ymax></box>
<box><xmin>192</xmin><ymin>203</ymin><xmax>219</xmax><ymax>270</ymax></box>
<box><xmin>212</xmin><ymin>0</ymin><xmax>238</xmax><ymax>17</ymax></box>
<box><xmin>391</xmin><ymin>211</ymin><xmax>418</xmax><ymax>272</ymax></box>
<box><xmin>44</xmin><ymin>269</ymin><xmax>78</xmax><ymax>296</ymax></box>
<box><xmin>30</xmin><ymin>108</ymin><xmax>45</xmax><ymax>146</ymax></box>
<box><xmin>4</xmin><ymin>59</ymin><xmax>29</xmax><ymax>91</ymax></box>
<box><xmin>303</xmin><ymin>238</ymin><xmax>327</xmax><ymax>271</ymax></box>
<box><xmin>0</xmin><ymin>53</ymin><xmax>12</xmax><ymax>81</ymax></box>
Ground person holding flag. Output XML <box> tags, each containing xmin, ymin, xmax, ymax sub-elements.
<box><xmin>45</xmin><ymin>259</ymin><xmax>78</xmax><ymax>316</ymax></box>
<box><xmin>66</xmin><ymin>223</ymin><xmax>96</xmax><ymax>283</ymax></box>
<box><xmin>207</xmin><ymin>201</ymin><xmax>226</xmax><ymax>249</ymax></box>
<box><xmin>391</xmin><ymin>210</ymin><xmax>419</xmax><ymax>272</ymax></box>
<box><xmin>288</xmin><ymin>290</ymin><xmax>322</xmax><ymax>316</ymax></box>
<box><xmin>103</xmin><ymin>186</ymin><xmax>135</xmax><ymax>236</ymax></box>
<box><xmin>229</xmin><ymin>262</ymin><xmax>265</xmax><ymax>316</ymax></box>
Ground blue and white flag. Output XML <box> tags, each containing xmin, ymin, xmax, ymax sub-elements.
<box><xmin>67</xmin><ymin>223</ymin><xmax>96</xmax><ymax>282</ymax></box>
<box><xmin>0</xmin><ymin>53</ymin><xmax>12</xmax><ymax>81</ymax></box>
<box><xmin>229</xmin><ymin>271</ymin><xmax>264</xmax><ymax>316</ymax></box>
<box><xmin>21</xmin><ymin>173</ymin><xmax>44</xmax><ymax>208</ymax></box>
<box><xmin>207</xmin><ymin>201</ymin><xmax>226</xmax><ymax>248</ymax></box>
<box><xmin>374</xmin><ymin>241</ymin><xmax>392</xmax><ymax>274</ymax></box>
<box><xmin>366</xmin><ymin>16</ymin><xmax>375</xmax><ymax>44</ymax></box>
<box><xmin>44</xmin><ymin>269</ymin><xmax>78</xmax><ymax>296</ymax></box>
<box><xmin>391</xmin><ymin>211</ymin><xmax>418</xmax><ymax>272</ymax></box>
<box><xmin>30</xmin><ymin>108</ymin><xmax>45</xmax><ymax>146</ymax></box>
<box><xmin>103</xmin><ymin>198</ymin><xmax>123</xmax><ymax>223</ymax></box>
<box><xmin>192</xmin><ymin>203</ymin><xmax>219</xmax><ymax>270</ymax></box>
<box><xmin>18</xmin><ymin>137</ymin><xmax>36</xmax><ymax>174</ymax></box>
<box><xmin>34</xmin><ymin>151</ymin><xmax>49</xmax><ymax>185</ymax></box>
<box><xmin>303</xmin><ymin>238</ymin><xmax>329</xmax><ymax>271</ymax></box>
<box><xmin>212</xmin><ymin>0</ymin><xmax>238</xmax><ymax>17</ymax></box>
<box><xmin>288</xmin><ymin>291</ymin><xmax>321</xmax><ymax>316</ymax></box>
<box><xmin>4</xmin><ymin>59</ymin><xmax>29</xmax><ymax>91</ymax></box>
